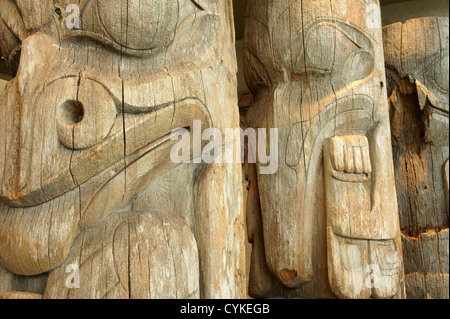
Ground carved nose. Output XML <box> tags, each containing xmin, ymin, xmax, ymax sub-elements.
<box><xmin>57</xmin><ymin>78</ymin><xmax>117</xmax><ymax>150</ymax></box>
<box><xmin>268</xmin><ymin>247</ymin><xmax>313</xmax><ymax>289</ymax></box>
<box><xmin>258</xmin><ymin>165</ymin><xmax>314</xmax><ymax>289</ymax></box>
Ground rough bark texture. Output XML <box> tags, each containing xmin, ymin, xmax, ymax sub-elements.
<box><xmin>384</xmin><ymin>17</ymin><xmax>449</xmax><ymax>299</ymax></box>
<box><xmin>0</xmin><ymin>0</ymin><xmax>246</xmax><ymax>299</ymax></box>
<box><xmin>243</xmin><ymin>0</ymin><xmax>405</xmax><ymax>299</ymax></box>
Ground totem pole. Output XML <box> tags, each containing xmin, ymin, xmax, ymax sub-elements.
<box><xmin>0</xmin><ymin>0</ymin><xmax>246</xmax><ymax>299</ymax></box>
<box><xmin>244</xmin><ymin>0</ymin><xmax>405</xmax><ymax>299</ymax></box>
<box><xmin>384</xmin><ymin>17</ymin><xmax>449</xmax><ymax>299</ymax></box>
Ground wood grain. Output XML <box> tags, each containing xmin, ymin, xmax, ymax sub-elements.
<box><xmin>0</xmin><ymin>0</ymin><xmax>245</xmax><ymax>299</ymax></box>
<box><xmin>384</xmin><ymin>17</ymin><xmax>449</xmax><ymax>299</ymax></box>
<box><xmin>243</xmin><ymin>0</ymin><xmax>405</xmax><ymax>299</ymax></box>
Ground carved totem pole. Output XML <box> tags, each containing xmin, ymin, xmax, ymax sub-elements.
<box><xmin>244</xmin><ymin>0</ymin><xmax>405</xmax><ymax>298</ymax></box>
<box><xmin>384</xmin><ymin>17</ymin><xmax>449</xmax><ymax>299</ymax></box>
<box><xmin>0</xmin><ymin>0</ymin><xmax>246</xmax><ymax>299</ymax></box>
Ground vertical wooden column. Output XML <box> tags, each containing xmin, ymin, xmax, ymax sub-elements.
<box><xmin>384</xmin><ymin>17</ymin><xmax>449</xmax><ymax>299</ymax></box>
<box><xmin>0</xmin><ymin>0</ymin><xmax>245</xmax><ymax>299</ymax></box>
<box><xmin>244</xmin><ymin>0</ymin><xmax>405</xmax><ymax>299</ymax></box>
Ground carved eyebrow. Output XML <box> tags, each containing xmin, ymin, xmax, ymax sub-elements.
<box><xmin>191</xmin><ymin>0</ymin><xmax>204</xmax><ymax>11</ymax></box>
<box><xmin>79</xmin><ymin>0</ymin><xmax>92</xmax><ymax>17</ymax></box>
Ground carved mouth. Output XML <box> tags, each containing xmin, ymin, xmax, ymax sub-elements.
<box><xmin>0</xmin><ymin>98</ymin><xmax>210</xmax><ymax>276</ymax></box>
<box><xmin>0</xmin><ymin>31</ymin><xmax>213</xmax><ymax>277</ymax></box>
<box><xmin>0</xmin><ymin>132</ymin><xmax>178</xmax><ymax>276</ymax></box>
<box><xmin>0</xmin><ymin>98</ymin><xmax>211</xmax><ymax>208</ymax></box>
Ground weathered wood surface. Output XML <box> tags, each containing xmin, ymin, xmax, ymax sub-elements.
<box><xmin>384</xmin><ymin>17</ymin><xmax>449</xmax><ymax>299</ymax></box>
<box><xmin>0</xmin><ymin>291</ymin><xmax>43</xmax><ymax>299</ymax></box>
<box><xmin>243</xmin><ymin>0</ymin><xmax>405</xmax><ymax>299</ymax></box>
<box><xmin>0</xmin><ymin>0</ymin><xmax>246</xmax><ymax>299</ymax></box>
<box><xmin>0</xmin><ymin>79</ymin><xmax>7</xmax><ymax>94</ymax></box>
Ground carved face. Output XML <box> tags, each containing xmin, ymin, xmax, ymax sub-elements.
<box><xmin>244</xmin><ymin>0</ymin><xmax>400</xmax><ymax>298</ymax></box>
<box><xmin>0</xmin><ymin>0</ymin><xmax>224</xmax><ymax>276</ymax></box>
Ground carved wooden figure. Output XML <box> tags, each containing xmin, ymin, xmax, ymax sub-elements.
<box><xmin>384</xmin><ymin>17</ymin><xmax>449</xmax><ymax>299</ymax></box>
<box><xmin>0</xmin><ymin>0</ymin><xmax>246</xmax><ymax>299</ymax></box>
<box><xmin>243</xmin><ymin>0</ymin><xmax>405</xmax><ymax>298</ymax></box>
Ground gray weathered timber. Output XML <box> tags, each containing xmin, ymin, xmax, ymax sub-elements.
<box><xmin>0</xmin><ymin>0</ymin><xmax>246</xmax><ymax>299</ymax></box>
<box><xmin>243</xmin><ymin>0</ymin><xmax>405</xmax><ymax>299</ymax></box>
<box><xmin>384</xmin><ymin>17</ymin><xmax>449</xmax><ymax>299</ymax></box>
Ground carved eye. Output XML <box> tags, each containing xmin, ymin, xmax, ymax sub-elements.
<box><xmin>304</xmin><ymin>21</ymin><xmax>374</xmax><ymax>83</ymax></box>
<box><xmin>341</xmin><ymin>50</ymin><xmax>374</xmax><ymax>84</ymax></box>
<box><xmin>305</xmin><ymin>25</ymin><xmax>336</xmax><ymax>71</ymax></box>
<box><xmin>97</xmin><ymin>0</ymin><xmax>179</xmax><ymax>51</ymax></box>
